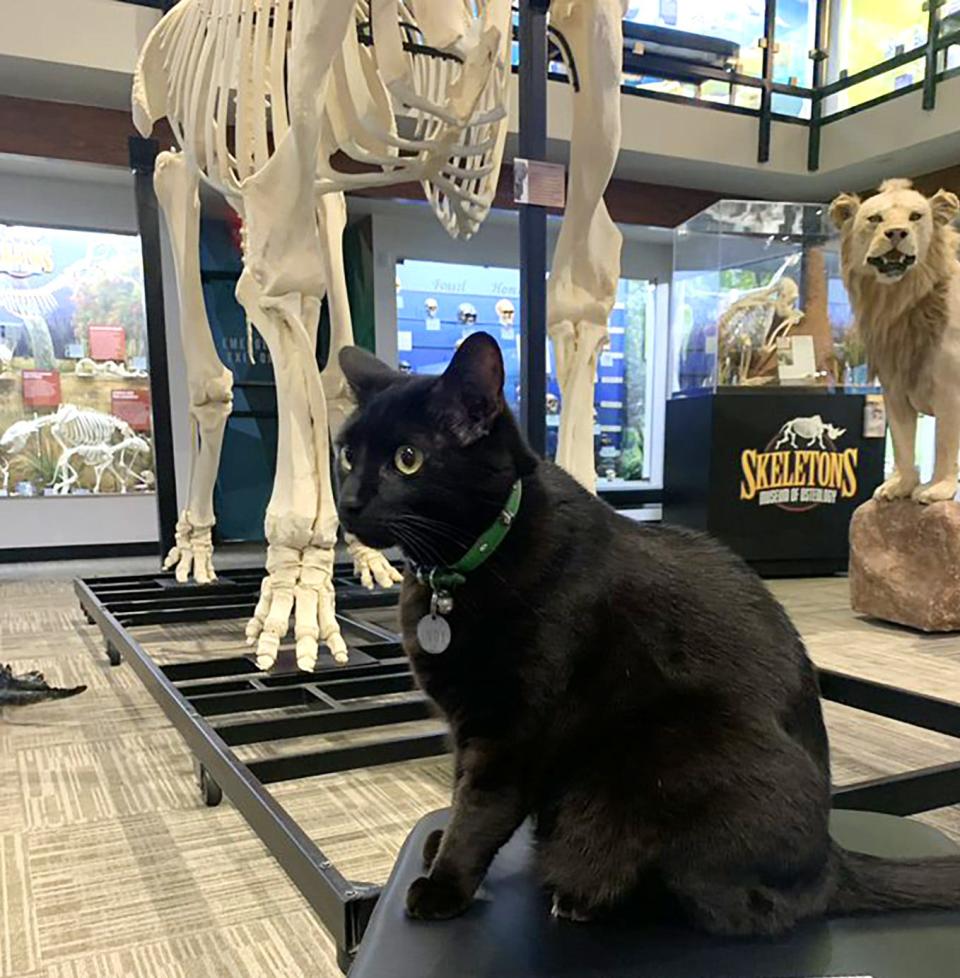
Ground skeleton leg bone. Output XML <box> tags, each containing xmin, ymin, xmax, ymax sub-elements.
<box><xmin>154</xmin><ymin>151</ymin><xmax>234</xmax><ymax>584</ymax></box>
<box><xmin>547</xmin><ymin>0</ymin><xmax>624</xmax><ymax>492</ymax></box>
<box><xmin>317</xmin><ymin>192</ymin><xmax>402</xmax><ymax>592</ymax></box>
<box><xmin>237</xmin><ymin>125</ymin><xmax>350</xmax><ymax>670</ymax></box>
<box><xmin>238</xmin><ymin>283</ymin><xmax>345</xmax><ymax>671</ymax></box>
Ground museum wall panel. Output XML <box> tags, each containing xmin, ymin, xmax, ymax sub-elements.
<box><xmin>0</xmin><ymin>158</ymin><xmax>162</xmax><ymax>552</ymax></box>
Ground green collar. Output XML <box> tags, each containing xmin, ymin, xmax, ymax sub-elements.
<box><xmin>414</xmin><ymin>479</ymin><xmax>523</xmax><ymax>592</ymax></box>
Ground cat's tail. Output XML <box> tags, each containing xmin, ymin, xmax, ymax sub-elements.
<box><xmin>829</xmin><ymin>845</ymin><xmax>960</xmax><ymax>914</ymax></box>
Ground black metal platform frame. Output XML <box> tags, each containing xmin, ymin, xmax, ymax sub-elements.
<box><xmin>75</xmin><ymin>564</ymin><xmax>447</xmax><ymax>971</ymax></box>
<box><xmin>77</xmin><ymin>564</ymin><xmax>960</xmax><ymax>970</ymax></box>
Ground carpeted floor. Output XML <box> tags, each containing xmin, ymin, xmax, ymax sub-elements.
<box><xmin>2</xmin><ymin>566</ymin><xmax>960</xmax><ymax>977</ymax></box>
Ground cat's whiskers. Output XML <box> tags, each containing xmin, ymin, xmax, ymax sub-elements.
<box><xmin>390</xmin><ymin>515</ymin><xmax>546</xmax><ymax>621</ymax></box>
<box><xmin>388</xmin><ymin>521</ymin><xmax>447</xmax><ymax>567</ymax></box>
<box><xmin>391</xmin><ymin>514</ymin><xmax>475</xmax><ymax>564</ymax></box>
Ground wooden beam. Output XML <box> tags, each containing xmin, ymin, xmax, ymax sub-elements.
<box><xmin>0</xmin><ymin>94</ymin><xmax>720</xmax><ymax>228</ymax></box>
<box><xmin>0</xmin><ymin>95</ymin><xmax>174</xmax><ymax>169</ymax></box>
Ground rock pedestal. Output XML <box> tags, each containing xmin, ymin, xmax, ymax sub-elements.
<box><xmin>849</xmin><ymin>499</ymin><xmax>960</xmax><ymax>632</ymax></box>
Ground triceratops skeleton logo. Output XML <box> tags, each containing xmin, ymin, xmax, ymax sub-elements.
<box><xmin>740</xmin><ymin>414</ymin><xmax>858</xmax><ymax>511</ymax></box>
<box><xmin>774</xmin><ymin>415</ymin><xmax>847</xmax><ymax>450</ymax></box>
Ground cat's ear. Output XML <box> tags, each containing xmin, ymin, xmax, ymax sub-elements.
<box><xmin>434</xmin><ymin>332</ymin><xmax>505</xmax><ymax>445</ymax></box>
<box><xmin>339</xmin><ymin>346</ymin><xmax>400</xmax><ymax>405</ymax></box>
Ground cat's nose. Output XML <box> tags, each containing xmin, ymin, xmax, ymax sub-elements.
<box><xmin>885</xmin><ymin>227</ymin><xmax>908</xmax><ymax>244</ymax></box>
<box><xmin>338</xmin><ymin>491</ymin><xmax>363</xmax><ymax>520</ymax></box>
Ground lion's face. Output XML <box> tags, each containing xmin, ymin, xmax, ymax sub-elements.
<box><xmin>830</xmin><ymin>179</ymin><xmax>959</xmax><ymax>286</ymax></box>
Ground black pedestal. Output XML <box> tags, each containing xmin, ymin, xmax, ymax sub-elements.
<box><xmin>664</xmin><ymin>390</ymin><xmax>885</xmax><ymax>575</ymax></box>
<box><xmin>350</xmin><ymin>809</ymin><xmax>960</xmax><ymax>978</ymax></box>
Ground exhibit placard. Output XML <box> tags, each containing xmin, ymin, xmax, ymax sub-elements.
<box><xmin>512</xmin><ymin>158</ymin><xmax>566</xmax><ymax>208</ymax></box>
<box><xmin>111</xmin><ymin>389</ymin><xmax>152</xmax><ymax>432</ymax></box>
<box><xmin>89</xmin><ymin>324</ymin><xmax>127</xmax><ymax>361</ymax></box>
<box><xmin>665</xmin><ymin>391</ymin><xmax>886</xmax><ymax>574</ymax></box>
<box><xmin>21</xmin><ymin>369</ymin><xmax>61</xmax><ymax>408</ymax></box>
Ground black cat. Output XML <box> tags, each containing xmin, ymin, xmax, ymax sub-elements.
<box><xmin>336</xmin><ymin>331</ymin><xmax>960</xmax><ymax>932</ymax></box>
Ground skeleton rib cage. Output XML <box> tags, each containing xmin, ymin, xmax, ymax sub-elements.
<box><xmin>135</xmin><ymin>0</ymin><xmax>512</xmax><ymax>239</ymax></box>
<box><xmin>48</xmin><ymin>406</ymin><xmax>134</xmax><ymax>451</ymax></box>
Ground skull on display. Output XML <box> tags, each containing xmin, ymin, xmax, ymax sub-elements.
<box><xmin>425</xmin><ymin>297</ymin><xmax>439</xmax><ymax>318</ymax></box>
<box><xmin>458</xmin><ymin>302</ymin><xmax>478</xmax><ymax>325</ymax></box>
<box><xmin>495</xmin><ymin>298</ymin><xmax>515</xmax><ymax>326</ymax></box>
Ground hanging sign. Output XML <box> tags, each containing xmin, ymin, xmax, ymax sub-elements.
<box><xmin>513</xmin><ymin>158</ymin><xmax>566</xmax><ymax>208</ymax></box>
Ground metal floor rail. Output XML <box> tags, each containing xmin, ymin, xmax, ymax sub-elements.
<box><xmin>74</xmin><ymin>567</ymin><xmax>960</xmax><ymax>969</ymax></box>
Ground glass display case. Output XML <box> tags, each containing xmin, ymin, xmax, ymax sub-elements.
<box><xmin>670</xmin><ymin>199</ymin><xmax>866</xmax><ymax>395</ymax></box>
<box><xmin>0</xmin><ymin>223</ymin><xmax>156</xmax><ymax>498</ymax></box>
<box><xmin>395</xmin><ymin>258</ymin><xmax>657</xmax><ymax>487</ymax></box>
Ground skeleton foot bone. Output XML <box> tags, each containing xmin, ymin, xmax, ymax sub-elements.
<box><xmin>347</xmin><ymin>537</ymin><xmax>403</xmax><ymax>590</ymax></box>
<box><xmin>246</xmin><ymin>544</ymin><xmax>348</xmax><ymax>672</ymax></box>
<box><xmin>162</xmin><ymin>510</ymin><xmax>217</xmax><ymax>584</ymax></box>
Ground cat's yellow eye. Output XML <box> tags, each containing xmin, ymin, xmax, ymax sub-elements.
<box><xmin>394</xmin><ymin>445</ymin><xmax>423</xmax><ymax>476</ymax></box>
<box><xmin>910</xmin><ymin>211</ymin><xmax>924</xmax><ymax>222</ymax></box>
<box><xmin>339</xmin><ymin>446</ymin><xmax>353</xmax><ymax>472</ymax></box>
<box><xmin>867</xmin><ymin>213</ymin><xmax>883</xmax><ymax>224</ymax></box>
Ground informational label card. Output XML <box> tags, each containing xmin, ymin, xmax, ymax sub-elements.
<box><xmin>863</xmin><ymin>394</ymin><xmax>887</xmax><ymax>438</ymax></box>
<box><xmin>22</xmin><ymin>369</ymin><xmax>61</xmax><ymax>408</ymax></box>
<box><xmin>89</xmin><ymin>324</ymin><xmax>127</xmax><ymax>361</ymax></box>
<box><xmin>111</xmin><ymin>389</ymin><xmax>152</xmax><ymax>431</ymax></box>
<box><xmin>513</xmin><ymin>158</ymin><xmax>566</xmax><ymax>208</ymax></box>
<box><xmin>777</xmin><ymin>334</ymin><xmax>817</xmax><ymax>383</ymax></box>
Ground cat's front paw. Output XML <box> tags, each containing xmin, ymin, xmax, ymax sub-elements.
<box><xmin>551</xmin><ymin>892</ymin><xmax>596</xmax><ymax>923</ymax></box>
<box><xmin>422</xmin><ymin>828</ymin><xmax>444</xmax><ymax>870</ymax></box>
<box><xmin>405</xmin><ymin>875</ymin><xmax>473</xmax><ymax>920</ymax></box>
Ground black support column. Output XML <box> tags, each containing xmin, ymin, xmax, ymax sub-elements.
<box><xmin>517</xmin><ymin>0</ymin><xmax>550</xmax><ymax>457</ymax></box>
<box><xmin>130</xmin><ymin>136</ymin><xmax>179</xmax><ymax>560</ymax></box>
<box><xmin>757</xmin><ymin>0</ymin><xmax>777</xmax><ymax>164</ymax></box>
<box><xmin>806</xmin><ymin>0</ymin><xmax>829</xmax><ymax>172</ymax></box>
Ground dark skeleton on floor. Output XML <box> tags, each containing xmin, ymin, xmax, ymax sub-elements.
<box><xmin>0</xmin><ymin>664</ymin><xmax>86</xmax><ymax>708</ymax></box>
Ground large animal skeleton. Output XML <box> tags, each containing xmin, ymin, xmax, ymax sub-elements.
<box><xmin>133</xmin><ymin>0</ymin><xmax>625</xmax><ymax>670</ymax></box>
<box><xmin>60</xmin><ymin>435</ymin><xmax>151</xmax><ymax>494</ymax></box>
<box><xmin>0</xmin><ymin>418</ymin><xmax>39</xmax><ymax>492</ymax></box>
<box><xmin>47</xmin><ymin>405</ymin><xmax>137</xmax><ymax>494</ymax></box>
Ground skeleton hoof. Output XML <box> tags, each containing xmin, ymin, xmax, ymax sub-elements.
<box><xmin>296</xmin><ymin>637</ymin><xmax>318</xmax><ymax>673</ymax></box>
<box><xmin>256</xmin><ymin>632</ymin><xmax>281</xmax><ymax>666</ymax></box>
<box><xmin>256</xmin><ymin>651</ymin><xmax>277</xmax><ymax>671</ymax></box>
<box><xmin>328</xmin><ymin>638</ymin><xmax>349</xmax><ymax>665</ymax></box>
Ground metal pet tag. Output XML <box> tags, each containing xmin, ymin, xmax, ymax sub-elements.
<box><xmin>417</xmin><ymin>614</ymin><xmax>451</xmax><ymax>654</ymax></box>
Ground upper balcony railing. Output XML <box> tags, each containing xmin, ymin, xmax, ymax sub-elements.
<box><xmin>117</xmin><ymin>0</ymin><xmax>960</xmax><ymax>172</ymax></box>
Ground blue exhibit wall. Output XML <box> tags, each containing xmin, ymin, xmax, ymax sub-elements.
<box><xmin>396</xmin><ymin>259</ymin><xmax>654</xmax><ymax>482</ymax></box>
<box><xmin>195</xmin><ymin>204</ymin><xmax>376</xmax><ymax>542</ymax></box>
<box><xmin>198</xmin><ymin>210</ymin><xmax>276</xmax><ymax>542</ymax></box>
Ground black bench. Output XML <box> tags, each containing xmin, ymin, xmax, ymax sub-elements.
<box><xmin>351</xmin><ymin>808</ymin><xmax>960</xmax><ymax>978</ymax></box>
